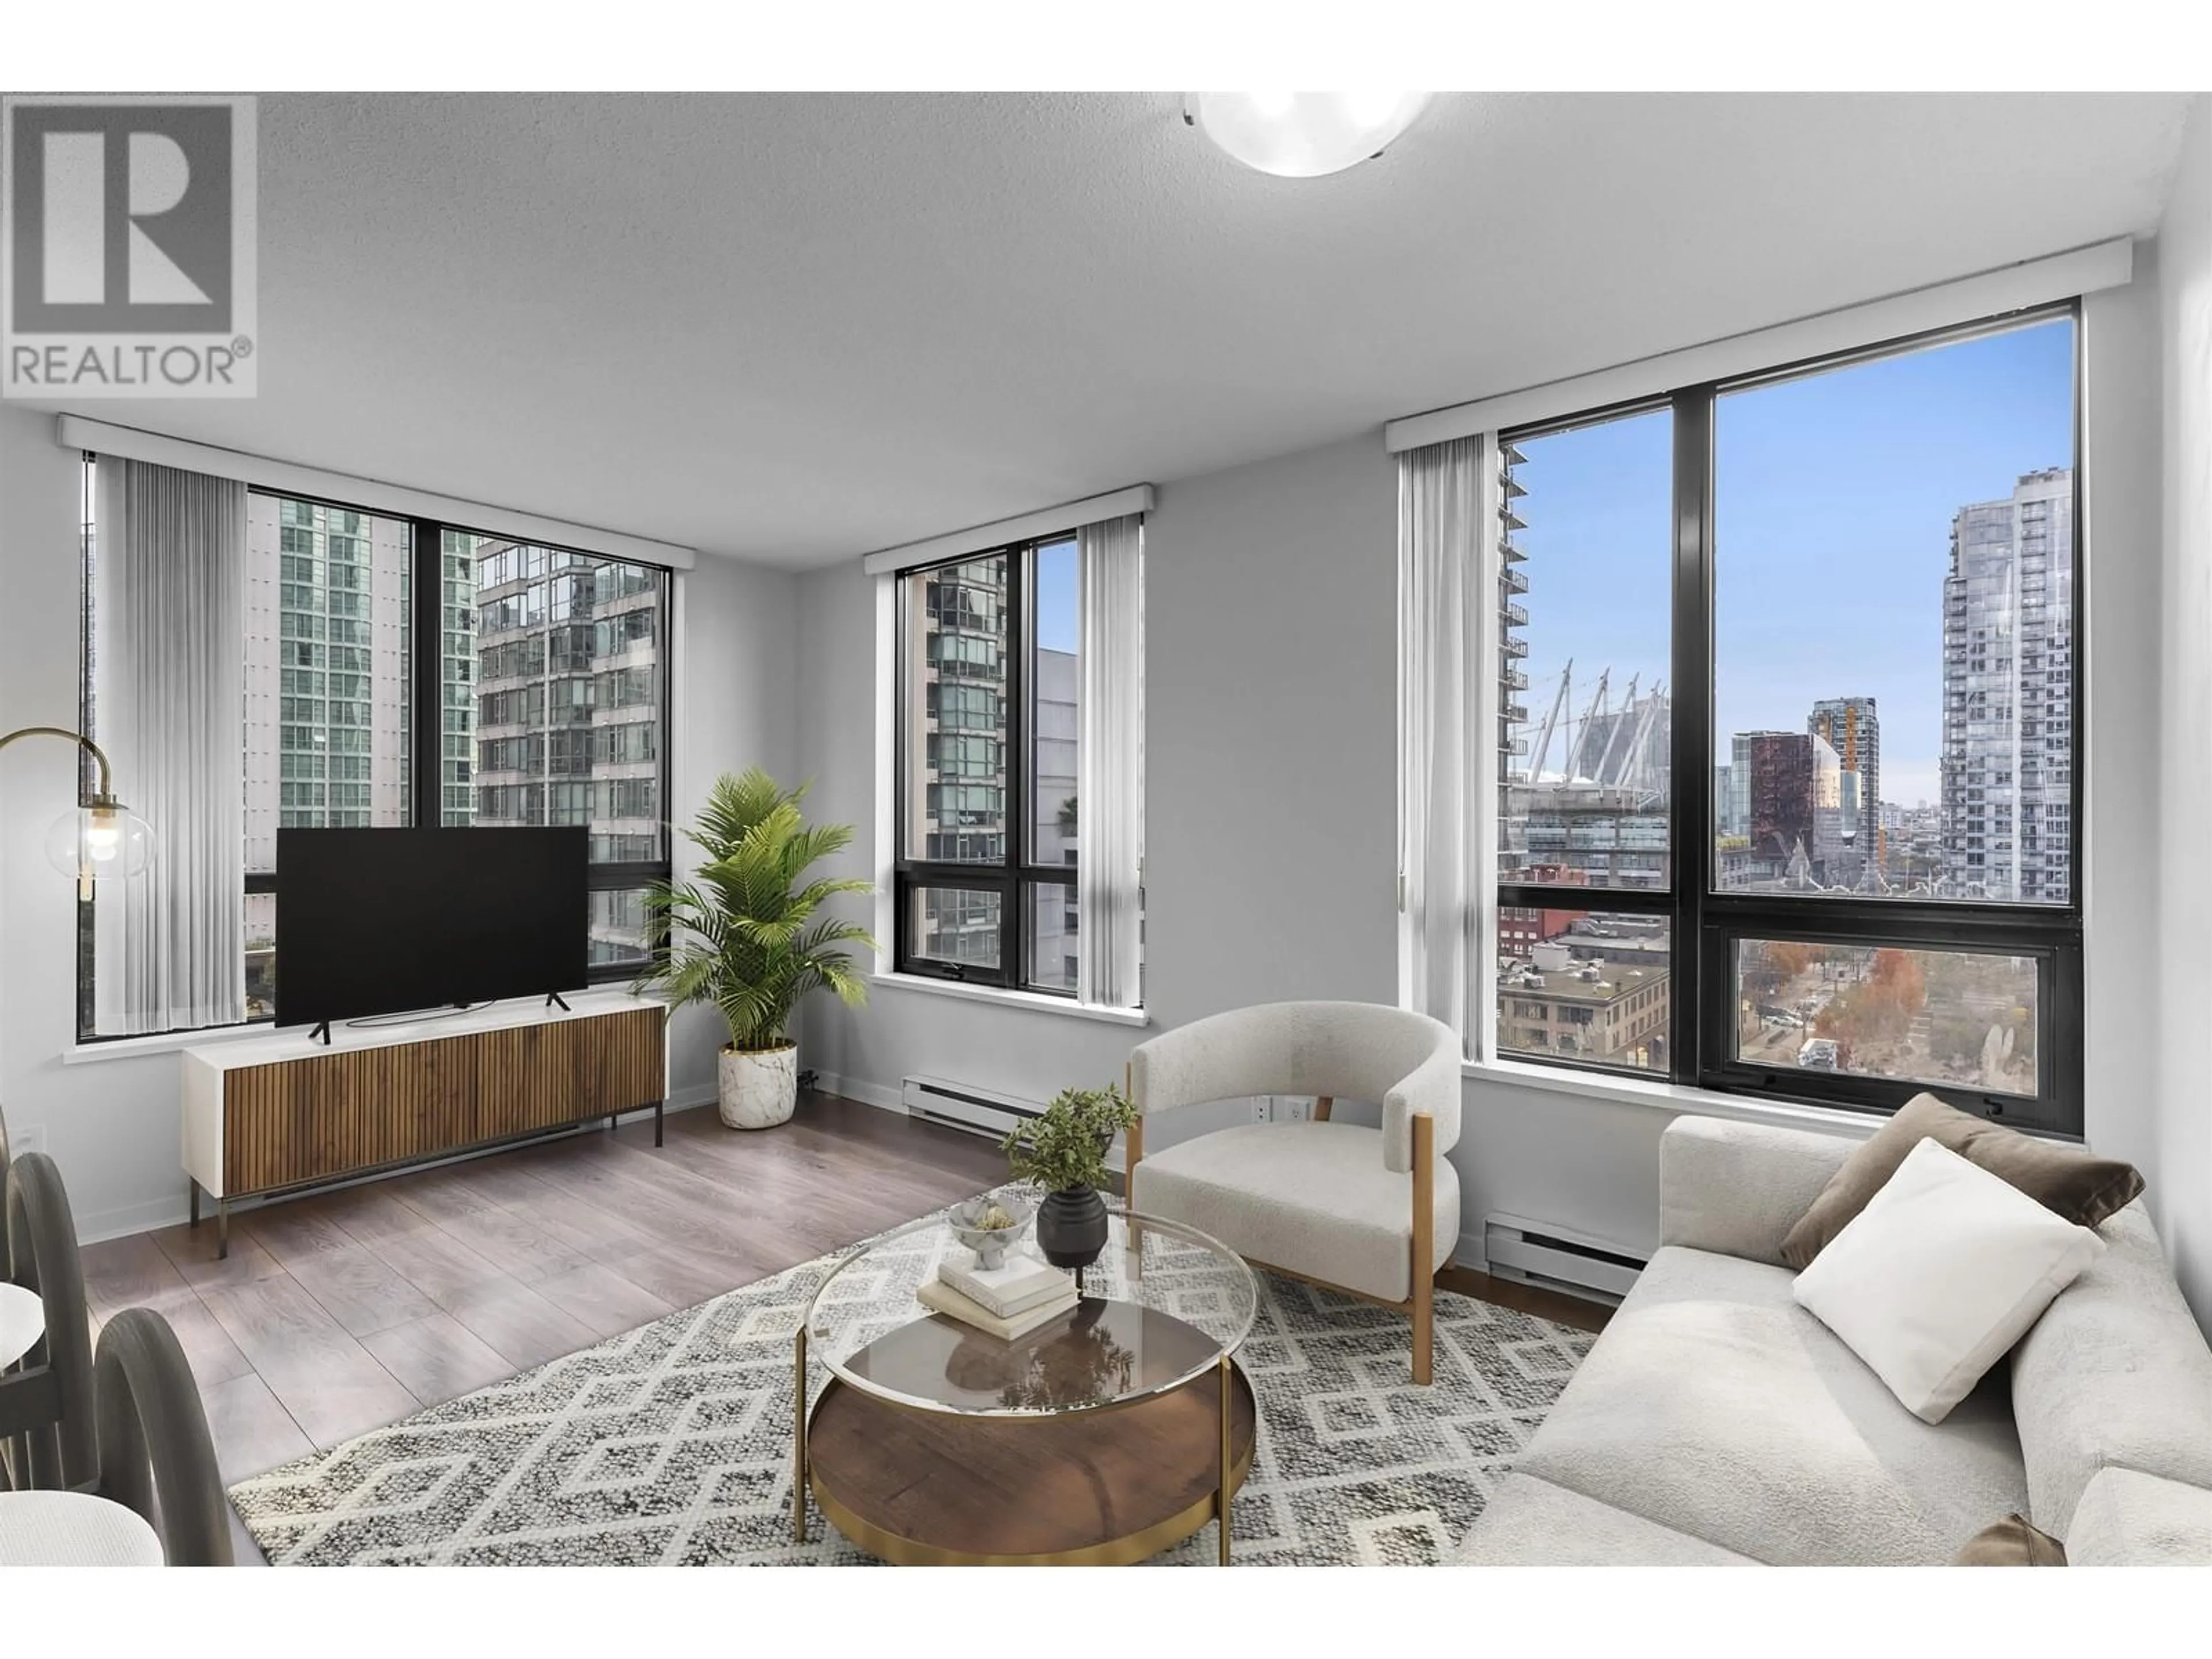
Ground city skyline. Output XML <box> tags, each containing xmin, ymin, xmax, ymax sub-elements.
<box><xmin>1512</xmin><ymin>315</ymin><xmax>2075</xmax><ymax>810</ymax></box>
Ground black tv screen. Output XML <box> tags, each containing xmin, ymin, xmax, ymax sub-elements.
<box><xmin>275</xmin><ymin>827</ymin><xmax>590</xmax><ymax>1028</ymax></box>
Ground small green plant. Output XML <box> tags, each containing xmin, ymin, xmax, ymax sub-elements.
<box><xmin>1001</xmin><ymin>1084</ymin><xmax>1138</xmax><ymax>1194</ymax></box>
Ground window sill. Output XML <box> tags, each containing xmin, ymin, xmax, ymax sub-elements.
<box><xmin>1460</xmin><ymin>1055</ymin><xmax>1881</xmax><ymax>1139</ymax></box>
<box><xmin>62</xmin><ymin>1022</ymin><xmax>275</xmax><ymax>1066</ymax></box>
<box><xmin>869</xmin><ymin>972</ymin><xmax>1151</xmax><ymax>1029</ymax></box>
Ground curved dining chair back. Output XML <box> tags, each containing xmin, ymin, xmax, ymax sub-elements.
<box><xmin>4</xmin><ymin>1153</ymin><xmax>97</xmax><ymax>1491</ymax></box>
<box><xmin>94</xmin><ymin>1309</ymin><xmax>232</xmax><ymax>1565</ymax></box>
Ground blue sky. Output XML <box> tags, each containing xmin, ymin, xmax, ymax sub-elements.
<box><xmin>1035</xmin><ymin>537</ymin><xmax>1079</xmax><ymax>655</ymax></box>
<box><xmin>1514</xmin><ymin>317</ymin><xmax>2075</xmax><ymax>808</ymax></box>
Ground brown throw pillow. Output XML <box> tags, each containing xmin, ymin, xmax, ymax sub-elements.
<box><xmin>1779</xmin><ymin>1092</ymin><xmax>2143</xmax><ymax>1271</ymax></box>
<box><xmin>1953</xmin><ymin>1514</ymin><xmax>2067</xmax><ymax>1566</ymax></box>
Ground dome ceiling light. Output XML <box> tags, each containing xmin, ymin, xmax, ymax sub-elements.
<box><xmin>1183</xmin><ymin>92</ymin><xmax>1433</xmax><ymax>179</ymax></box>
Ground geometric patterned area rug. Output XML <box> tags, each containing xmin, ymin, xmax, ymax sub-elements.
<box><xmin>228</xmin><ymin>1191</ymin><xmax>1594</xmax><ymax>1566</ymax></box>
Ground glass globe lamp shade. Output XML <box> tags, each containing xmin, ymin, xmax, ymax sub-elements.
<box><xmin>44</xmin><ymin>799</ymin><xmax>156</xmax><ymax>885</ymax></box>
<box><xmin>1186</xmin><ymin>92</ymin><xmax>1432</xmax><ymax>178</ymax></box>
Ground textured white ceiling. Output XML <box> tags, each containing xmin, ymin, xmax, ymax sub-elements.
<box><xmin>37</xmin><ymin>92</ymin><xmax>2193</xmax><ymax>567</ymax></box>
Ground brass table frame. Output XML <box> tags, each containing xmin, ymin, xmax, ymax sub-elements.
<box><xmin>793</xmin><ymin>1219</ymin><xmax>1254</xmax><ymax>1566</ymax></box>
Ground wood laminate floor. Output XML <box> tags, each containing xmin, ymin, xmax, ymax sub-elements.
<box><xmin>75</xmin><ymin>1092</ymin><xmax>1005</xmax><ymax>1563</ymax></box>
<box><xmin>75</xmin><ymin>1091</ymin><xmax>1608</xmax><ymax>1565</ymax></box>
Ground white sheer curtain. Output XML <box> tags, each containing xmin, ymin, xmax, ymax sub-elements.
<box><xmin>92</xmin><ymin>456</ymin><xmax>248</xmax><ymax>1035</ymax></box>
<box><xmin>1397</xmin><ymin>435</ymin><xmax>1485</xmax><ymax>1047</ymax></box>
<box><xmin>1077</xmin><ymin>513</ymin><xmax>1144</xmax><ymax>1008</ymax></box>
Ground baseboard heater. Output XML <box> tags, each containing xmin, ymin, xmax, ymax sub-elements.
<box><xmin>1484</xmin><ymin>1213</ymin><xmax>1647</xmax><ymax>1305</ymax></box>
<box><xmin>901</xmin><ymin>1075</ymin><xmax>1046</xmax><ymax>1142</ymax></box>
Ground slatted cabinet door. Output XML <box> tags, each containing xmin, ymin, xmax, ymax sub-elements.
<box><xmin>469</xmin><ymin>1009</ymin><xmax>665</xmax><ymax>1142</ymax></box>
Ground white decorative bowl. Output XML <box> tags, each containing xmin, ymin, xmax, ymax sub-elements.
<box><xmin>947</xmin><ymin>1194</ymin><xmax>1036</xmax><ymax>1270</ymax></box>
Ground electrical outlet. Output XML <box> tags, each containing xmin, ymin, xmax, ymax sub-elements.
<box><xmin>12</xmin><ymin>1123</ymin><xmax>47</xmax><ymax>1157</ymax></box>
<box><xmin>1279</xmin><ymin>1097</ymin><xmax>1309</xmax><ymax>1123</ymax></box>
<box><xmin>1249</xmin><ymin>1096</ymin><xmax>1271</xmax><ymax>1123</ymax></box>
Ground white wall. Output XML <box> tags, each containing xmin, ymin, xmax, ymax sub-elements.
<box><xmin>2157</xmin><ymin>94</ymin><xmax>2212</xmax><ymax>1323</ymax></box>
<box><xmin>2078</xmin><ymin>254</ymin><xmax>2170</xmax><ymax>1185</ymax></box>
<box><xmin>793</xmin><ymin>259</ymin><xmax>2181</xmax><ymax>1288</ymax></box>
<box><xmin>0</xmin><ymin>402</ymin><xmax>798</xmax><ymax>1240</ymax></box>
<box><xmin>665</xmin><ymin>550</ymin><xmax>802</xmax><ymax>1104</ymax></box>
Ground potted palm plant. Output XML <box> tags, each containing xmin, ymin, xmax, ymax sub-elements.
<box><xmin>1002</xmin><ymin>1084</ymin><xmax>1138</xmax><ymax>1270</ymax></box>
<box><xmin>634</xmin><ymin>768</ymin><xmax>875</xmax><ymax>1130</ymax></box>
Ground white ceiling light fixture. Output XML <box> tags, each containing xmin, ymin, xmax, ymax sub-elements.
<box><xmin>1184</xmin><ymin>92</ymin><xmax>1433</xmax><ymax>178</ymax></box>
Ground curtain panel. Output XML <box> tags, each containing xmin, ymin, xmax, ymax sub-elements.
<box><xmin>1077</xmin><ymin>513</ymin><xmax>1145</xmax><ymax>1008</ymax></box>
<box><xmin>91</xmin><ymin>456</ymin><xmax>248</xmax><ymax>1035</ymax></box>
<box><xmin>1396</xmin><ymin>435</ymin><xmax>1485</xmax><ymax>1048</ymax></box>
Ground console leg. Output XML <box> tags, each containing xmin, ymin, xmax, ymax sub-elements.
<box><xmin>217</xmin><ymin>1200</ymin><xmax>230</xmax><ymax>1262</ymax></box>
<box><xmin>189</xmin><ymin>1182</ymin><xmax>200</xmax><ymax>1229</ymax></box>
<box><xmin>654</xmin><ymin>1100</ymin><xmax>664</xmax><ymax>1149</ymax></box>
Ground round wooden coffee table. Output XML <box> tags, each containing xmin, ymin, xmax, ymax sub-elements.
<box><xmin>796</xmin><ymin>1209</ymin><xmax>1259</xmax><ymax>1565</ymax></box>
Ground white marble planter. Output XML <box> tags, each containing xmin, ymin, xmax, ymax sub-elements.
<box><xmin>718</xmin><ymin>1043</ymin><xmax>797</xmax><ymax>1130</ymax></box>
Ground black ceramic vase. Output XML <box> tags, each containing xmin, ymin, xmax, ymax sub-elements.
<box><xmin>1035</xmin><ymin>1185</ymin><xmax>1109</xmax><ymax>1270</ymax></box>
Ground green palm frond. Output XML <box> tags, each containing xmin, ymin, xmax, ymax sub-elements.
<box><xmin>630</xmin><ymin>767</ymin><xmax>876</xmax><ymax>1050</ymax></box>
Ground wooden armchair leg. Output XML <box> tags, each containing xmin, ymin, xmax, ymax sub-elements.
<box><xmin>1411</xmin><ymin>1113</ymin><xmax>1435</xmax><ymax>1386</ymax></box>
<box><xmin>1124</xmin><ymin>1065</ymin><xmax>1144</xmax><ymax>1260</ymax></box>
<box><xmin>1411</xmin><ymin>1269</ymin><xmax>1434</xmax><ymax>1386</ymax></box>
<box><xmin>1123</xmin><ymin>1062</ymin><xmax>1143</xmax><ymax>1208</ymax></box>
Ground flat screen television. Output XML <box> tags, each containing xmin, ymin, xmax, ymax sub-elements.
<box><xmin>275</xmin><ymin>827</ymin><xmax>590</xmax><ymax>1029</ymax></box>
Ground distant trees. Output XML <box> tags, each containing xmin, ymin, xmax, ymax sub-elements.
<box><xmin>1741</xmin><ymin>940</ymin><xmax>1824</xmax><ymax>1012</ymax></box>
<box><xmin>1813</xmin><ymin>948</ymin><xmax>1927</xmax><ymax>1054</ymax></box>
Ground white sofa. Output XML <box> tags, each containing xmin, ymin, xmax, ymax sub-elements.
<box><xmin>1459</xmin><ymin>1116</ymin><xmax>2212</xmax><ymax>1566</ymax></box>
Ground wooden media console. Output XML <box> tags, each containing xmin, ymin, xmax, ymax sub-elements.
<box><xmin>181</xmin><ymin>993</ymin><xmax>668</xmax><ymax>1255</ymax></box>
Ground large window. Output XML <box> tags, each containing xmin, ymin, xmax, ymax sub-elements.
<box><xmin>80</xmin><ymin>469</ymin><xmax>673</xmax><ymax>1038</ymax></box>
<box><xmin>895</xmin><ymin>537</ymin><xmax>1082</xmax><ymax>993</ymax></box>
<box><xmin>1493</xmin><ymin>308</ymin><xmax>2082</xmax><ymax>1130</ymax></box>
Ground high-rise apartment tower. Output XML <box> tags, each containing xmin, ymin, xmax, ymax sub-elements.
<box><xmin>1940</xmin><ymin>469</ymin><xmax>2074</xmax><ymax>903</ymax></box>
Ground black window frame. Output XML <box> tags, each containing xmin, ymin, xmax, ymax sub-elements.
<box><xmin>75</xmin><ymin>468</ymin><xmax>675</xmax><ymax>1043</ymax></box>
<box><xmin>1493</xmin><ymin>303</ymin><xmax>2086</xmax><ymax>1135</ymax></box>
<box><xmin>892</xmin><ymin>535</ymin><xmax>1078</xmax><ymax>994</ymax></box>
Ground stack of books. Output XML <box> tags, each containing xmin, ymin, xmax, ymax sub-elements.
<box><xmin>918</xmin><ymin>1248</ymin><xmax>1078</xmax><ymax>1340</ymax></box>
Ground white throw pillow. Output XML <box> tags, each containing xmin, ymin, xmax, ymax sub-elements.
<box><xmin>1791</xmin><ymin>1135</ymin><xmax>2104</xmax><ymax>1425</ymax></box>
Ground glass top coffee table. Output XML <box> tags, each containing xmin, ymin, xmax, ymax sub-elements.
<box><xmin>794</xmin><ymin>1206</ymin><xmax>1260</xmax><ymax>1565</ymax></box>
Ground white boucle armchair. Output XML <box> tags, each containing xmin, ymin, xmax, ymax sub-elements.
<box><xmin>1126</xmin><ymin>1001</ymin><xmax>1463</xmax><ymax>1384</ymax></box>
